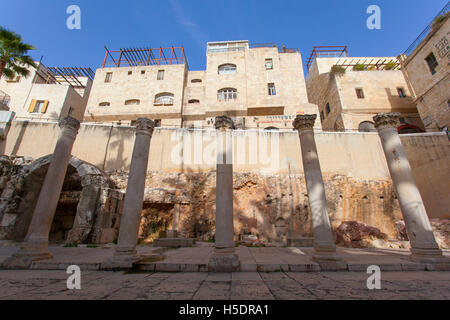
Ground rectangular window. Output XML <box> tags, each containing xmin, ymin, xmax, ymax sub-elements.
<box><xmin>268</xmin><ymin>83</ymin><xmax>276</xmax><ymax>96</ymax></box>
<box><xmin>356</xmin><ymin>88</ymin><xmax>365</xmax><ymax>99</ymax></box>
<box><xmin>141</xmin><ymin>70</ymin><xmax>145</xmax><ymax>75</ymax></box>
<box><xmin>265</xmin><ymin>58</ymin><xmax>273</xmax><ymax>70</ymax></box>
<box><xmin>157</xmin><ymin>70</ymin><xmax>165</xmax><ymax>80</ymax></box>
<box><xmin>105</xmin><ymin>72</ymin><xmax>113</xmax><ymax>83</ymax></box>
<box><xmin>155</xmin><ymin>119</ymin><xmax>162</xmax><ymax>127</ymax></box>
<box><xmin>325</xmin><ymin>103</ymin><xmax>331</xmax><ymax>114</ymax></box>
<box><xmin>397</xmin><ymin>87</ymin><xmax>406</xmax><ymax>98</ymax></box>
<box><xmin>425</xmin><ymin>53</ymin><xmax>438</xmax><ymax>75</ymax></box>
<box><xmin>28</xmin><ymin>100</ymin><xmax>48</xmax><ymax>113</ymax></box>
<box><xmin>320</xmin><ymin>111</ymin><xmax>325</xmax><ymax>121</ymax></box>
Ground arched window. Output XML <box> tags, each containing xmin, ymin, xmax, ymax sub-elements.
<box><xmin>218</xmin><ymin>88</ymin><xmax>237</xmax><ymax>101</ymax></box>
<box><xmin>218</xmin><ymin>64</ymin><xmax>237</xmax><ymax>75</ymax></box>
<box><xmin>125</xmin><ymin>99</ymin><xmax>140</xmax><ymax>106</ymax></box>
<box><xmin>154</xmin><ymin>93</ymin><xmax>174</xmax><ymax>105</ymax></box>
<box><xmin>188</xmin><ymin>99</ymin><xmax>200</xmax><ymax>104</ymax></box>
<box><xmin>358</xmin><ymin>121</ymin><xmax>376</xmax><ymax>132</ymax></box>
<box><xmin>191</xmin><ymin>79</ymin><xmax>202</xmax><ymax>83</ymax></box>
<box><xmin>264</xmin><ymin>126</ymin><xmax>279</xmax><ymax>131</ymax></box>
<box><xmin>397</xmin><ymin>124</ymin><xmax>424</xmax><ymax>134</ymax></box>
<box><xmin>99</xmin><ymin>102</ymin><xmax>110</xmax><ymax>107</ymax></box>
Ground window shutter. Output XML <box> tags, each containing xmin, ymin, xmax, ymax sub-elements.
<box><xmin>41</xmin><ymin>100</ymin><xmax>49</xmax><ymax>113</ymax></box>
<box><xmin>28</xmin><ymin>99</ymin><xmax>37</xmax><ymax>113</ymax></box>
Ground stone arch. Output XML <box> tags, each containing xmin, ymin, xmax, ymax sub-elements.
<box><xmin>12</xmin><ymin>155</ymin><xmax>120</xmax><ymax>244</ymax></box>
<box><xmin>358</xmin><ymin>121</ymin><xmax>376</xmax><ymax>132</ymax></box>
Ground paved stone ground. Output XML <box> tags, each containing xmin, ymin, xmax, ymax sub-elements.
<box><xmin>0</xmin><ymin>270</ymin><xmax>449</xmax><ymax>300</ymax></box>
<box><xmin>1</xmin><ymin>243</ymin><xmax>449</xmax><ymax>271</ymax></box>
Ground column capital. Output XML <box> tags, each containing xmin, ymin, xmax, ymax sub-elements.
<box><xmin>59</xmin><ymin>116</ymin><xmax>80</xmax><ymax>133</ymax></box>
<box><xmin>214</xmin><ymin>115</ymin><xmax>234</xmax><ymax>131</ymax></box>
<box><xmin>135</xmin><ymin>118</ymin><xmax>155</xmax><ymax>135</ymax></box>
<box><xmin>373</xmin><ymin>112</ymin><xmax>400</xmax><ymax>130</ymax></box>
<box><xmin>293</xmin><ymin>114</ymin><xmax>316</xmax><ymax>131</ymax></box>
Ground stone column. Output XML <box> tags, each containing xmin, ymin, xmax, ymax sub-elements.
<box><xmin>105</xmin><ymin>118</ymin><xmax>155</xmax><ymax>268</ymax></box>
<box><xmin>3</xmin><ymin>116</ymin><xmax>80</xmax><ymax>268</ymax></box>
<box><xmin>167</xmin><ymin>204</ymin><xmax>180</xmax><ymax>238</ymax></box>
<box><xmin>373</xmin><ymin>112</ymin><xmax>443</xmax><ymax>262</ymax></box>
<box><xmin>293</xmin><ymin>115</ymin><xmax>344</xmax><ymax>268</ymax></box>
<box><xmin>208</xmin><ymin>115</ymin><xmax>240</xmax><ymax>272</ymax></box>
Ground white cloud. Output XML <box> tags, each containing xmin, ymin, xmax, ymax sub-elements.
<box><xmin>169</xmin><ymin>0</ymin><xmax>208</xmax><ymax>46</ymax></box>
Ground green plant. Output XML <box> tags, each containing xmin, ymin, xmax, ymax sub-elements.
<box><xmin>384</xmin><ymin>61</ymin><xmax>397</xmax><ymax>70</ymax></box>
<box><xmin>87</xmin><ymin>244</ymin><xmax>98</xmax><ymax>248</ymax></box>
<box><xmin>330</xmin><ymin>65</ymin><xmax>346</xmax><ymax>76</ymax></box>
<box><xmin>432</xmin><ymin>12</ymin><xmax>449</xmax><ymax>31</ymax></box>
<box><xmin>0</xmin><ymin>27</ymin><xmax>37</xmax><ymax>80</ymax></box>
<box><xmin>354</xmin><ymin>63</ymin><xmax>366</xmax><ymax>71</ymax></box>
<box><xmin>63</xmin><ymin>243</ymin><xmax>78</xmax><ymax>248</ymax></box>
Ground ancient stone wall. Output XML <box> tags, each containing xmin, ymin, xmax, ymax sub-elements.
<box><xmin>1</xmin><ymin>122</ymin><xmax>449</xmax><ymax>245</ymax></box>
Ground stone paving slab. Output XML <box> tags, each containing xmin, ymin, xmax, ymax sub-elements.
<box><xmin>0</xmin><ymin>270</ymin><xmax>449</xmax><ymax>300</ymax></box>
<box><xmin>1</xmin><ymin>244</ymin><xmax>449</xmax><ymax>272</ymax></box>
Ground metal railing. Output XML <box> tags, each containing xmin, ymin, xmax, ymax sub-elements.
<box><xmin>404</xmin><ymin>2</ymin><xmax>449</xmax><ymax>56</ymax></box>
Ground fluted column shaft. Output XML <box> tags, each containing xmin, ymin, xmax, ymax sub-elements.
<box><xmin>10</xmin><ymin>117</ymin><xmax>80</xmax><ymax>263</ymax></box>
<box><xmin>373</xmin><ymin>112</ymin><xmax>442</xmax><ymax>261</ymax></box>
<box><xmin>208</xmin><ymin>115</ymin><xmax>240</xmax><ymax>272</ymax></box>
<box><xmin>114</xmin><ymin>118</ymin><xmax>155</xmax><ymax>258</ymax></box>
<box><xmin>214</xmin><ymin>116</ymin><xmax>235</xmax><ymax>253</ymax></box>
<box><xmin>293</xmin><ymin>115</ymin><xmax>342</xmax><ymax>264</ymax></box>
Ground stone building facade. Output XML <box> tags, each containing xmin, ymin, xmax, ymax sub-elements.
<box><xmin>305</xmin><ymin>56</ymin><xmax>424</xmax><ymax>132</ymax></box>
<box><xmin>84</xmin><ymin>41</ymin><xmax>321</xmax><ymax>130</ymax></box>
<box><xmin>0</xmin><ymin>63</ymin><xmax>93</xmax><ymax>122</ymax></box>
<box><xmin>399</xmin><ymin>10</ymin><xmax>449</xmax><ymax>131</ymax></box>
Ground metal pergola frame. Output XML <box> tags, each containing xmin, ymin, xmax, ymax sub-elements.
<box><xmin>306</xmin><ymin>46</ymin><xmax>349</xmax><ymax>72</ymax></box>
<box><xmin>332</xmin><ymin>57</ymin><xmax>401</xmax><ymax>71</ymax></box>
<box><xmin>102</xmin><ymin>46</ymin><xmax>188</xmax><ymax>68</ymax></box>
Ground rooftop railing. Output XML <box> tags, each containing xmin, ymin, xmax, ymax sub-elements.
<box><xmin>403</xmin><ymin>2</ymin><xmax>449</xmax><ymax>56</ymax></box>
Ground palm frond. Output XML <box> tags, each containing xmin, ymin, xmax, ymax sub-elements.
<box><xmin>0</xmin><ymin>26</ymin><xmax>36</xmax><ymax>79</ymax></box>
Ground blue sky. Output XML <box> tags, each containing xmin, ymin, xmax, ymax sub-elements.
<box><xmin>0</xmin><ymin>0</ymin><xmax>447</xmax><ymax>72</ymax></box>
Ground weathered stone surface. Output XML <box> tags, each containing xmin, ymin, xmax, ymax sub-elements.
<box><xmin>107</xmin><ymin>170</ymin><xmax>407</xmax><ymax>247</ymax></box>
<box><xmin>0</xmin><ymin>155</ymin><xmax>120</xmax><ymax>245</ymax></box>
<box><xmin>334</xmin><ymin>221</ymin><xmax>388</xmax><ymax>248</ymax></box>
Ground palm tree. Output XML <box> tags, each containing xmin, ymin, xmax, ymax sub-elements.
<box><xmin>0</xmin><ymin>27</ymin><xmax>37</xmax><ymax>80</ymax></box>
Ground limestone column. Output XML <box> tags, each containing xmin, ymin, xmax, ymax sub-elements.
<box><xmin>108</xmin><ymin>118</ymin><xmax>155</xmax><ymax>266</ymax></box>
<box><xmin>373</xmin><ymin>112</ymin><xmax>443</xmax><ymax>262</ymax></box>
<box><xmin>208</xmin><ymin>115</ymin><xmax>240</xmax><ymax>272</ymax></box>
<box><xmin>3</xmin><ymin>116</ymin><xmax>80</xmax><ymax>268</ymax></box>
<box><xmin>167</xmin><ymin>204</ymin><xmax>180</xmax><ymax>238</ymax></box>
<box><xmin>293</xmin><ymin>115</ymin><xmax>344</xmax><ymax>266</ymax></box>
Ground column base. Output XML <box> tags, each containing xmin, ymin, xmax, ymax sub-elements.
<box><xmin>167</xmin><ymin>230</ymin><xmax>178</xmax><ymax>238</ymax></box>
<box><xmin>101</xmin><ymin>246</ymin><xmax>140</xmax><ymax>270</ymax></box>
<box><xmin>312</xmin><ymin>246</ymin><xmax>347</xmax><ymax>271</ymax></box>
<box><xmin>2</xmin><ymin>243</ymin><xmax>52</xmax><ymax>269</ymax></box>
<box><xmin>208</xmin><ymin>249</ymin><xmax>240</xmax><ymax>272</ymax></box>
<box><xmin>410</xmin><ymin>247</ymin><xmax>447</xmax><ymax>264</ymax></box>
